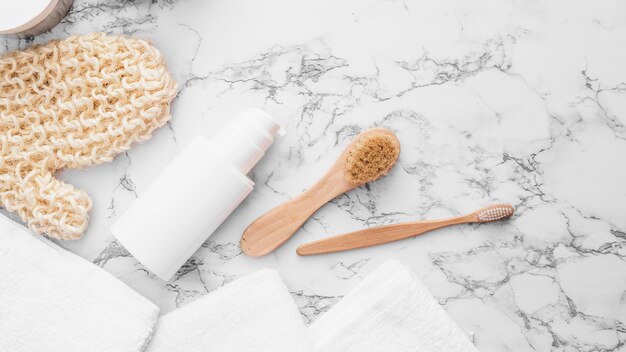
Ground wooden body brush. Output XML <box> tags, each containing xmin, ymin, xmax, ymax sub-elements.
<box><xmin>296</xmin><ymin>204</ymin><xmax>514</xmax><ymax>255</ymax></box>
<box><xmin>241</xmin><ymin>128</ymin><xmax>401</xmax><ymax>257</ymax></box>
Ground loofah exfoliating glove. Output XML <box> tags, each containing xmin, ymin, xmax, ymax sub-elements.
<box><xmin>0</xmin><ymin>32</ymin><xmax>178</xmax><ymax>240</ymax></box>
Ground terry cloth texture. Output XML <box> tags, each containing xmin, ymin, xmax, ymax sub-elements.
<box><xmin>309</xmin><ymin>260</ymin><xmax>480</xmax><ymax>352</ymax></box>
<box><xmin>0</xmin><ymin>214</ymin><xmax>159</xmax><ymax>352</ymax></box>
<box><xmin>147</xmin><ymin>268</ymin><xmax>309</xmax><ymax>352</ymax></box>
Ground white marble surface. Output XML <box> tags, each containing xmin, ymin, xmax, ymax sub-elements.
<box><xmin>2</xmin><ymin>0</ymin><xmax>626</xmax><ymax>351</ymax></box>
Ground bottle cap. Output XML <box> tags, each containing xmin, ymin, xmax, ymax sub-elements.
<box><xmin>210</xmin><ymin>109</ymin><xmax>286</xmax><ymax>174</ymax></box>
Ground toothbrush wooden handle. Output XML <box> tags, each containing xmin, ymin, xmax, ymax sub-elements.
<box><xmin>296</xmin><ymin>216</ymin><xmax>471</xmax><ymax>256</ymax></box>
<box><xmin>241</xmin><ymin>170</ymin><xmax>353</xmax><ymax>257</ymax></box>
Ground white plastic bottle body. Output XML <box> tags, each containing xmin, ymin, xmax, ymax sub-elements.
<box><xmin>111</xmin><ymin>109</ymin><xmax>284</xmax><ymax>281</ymax></box>
<box><xmin>111</xmin><ymin>138</ymin><xmax>253</xmax><ymax>280</ymax></box>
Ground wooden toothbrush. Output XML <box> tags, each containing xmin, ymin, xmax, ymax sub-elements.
<box><xmin>296</xmin><ymin>204</ymin><xmax>514</xmax><ymax>256</ymax></box>
<box><xmin>241</xmin><ymin>128</ymin><xmax>401</xmax><ymax>257</ymax></box>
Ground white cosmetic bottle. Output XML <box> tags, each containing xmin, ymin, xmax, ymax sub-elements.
<box><xmin>111</xmin><ymin>109</ymin><xmax>285</xmax><ymax>281</ymax></box>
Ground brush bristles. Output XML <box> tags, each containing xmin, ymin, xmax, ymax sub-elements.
<box><xmin>477</xmin><ymin>205</ymin><xmax>514</xmax><ymax>222</ymax></box>
<box><xmin>344</xmin><ymin>133</ymin><xmax>400</xmax><ymax>185</ymax></box>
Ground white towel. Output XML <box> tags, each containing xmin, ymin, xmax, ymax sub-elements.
<box><xmin>0</xmin><ymin>214</ymin><xmax>159</xmax><ymax>352</ymax></box>
<box><xmin>146</xmin><ymin>268</ymin><xmax>309</xmax><ymax>352</ymax></box>
<box><xmin>309</xmin><ymin>260</ymin><xmax>480</xmax><ymax>352</ymax></box>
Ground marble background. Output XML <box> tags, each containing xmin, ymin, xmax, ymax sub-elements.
<box><xmin>2</xmin><ymin>0</ymin><xmax>626</xmax><ymax>351</ymax></box>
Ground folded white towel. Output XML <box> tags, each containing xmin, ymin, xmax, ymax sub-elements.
<box><xmin>0</xmin><ymin>215</ymin><xmax>159</xmax><ymax>352</ymax></box>
<box><xmin>309</xmin><ymin>260</ymin><xmax>480</xmax><ymax>352</ymax></box>
<box><xmin>146</xmin><ymin>268</ymin><xmax>309</xmax><ymax>352</ymax></box>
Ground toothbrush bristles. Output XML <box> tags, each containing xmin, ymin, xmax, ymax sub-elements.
<box><xmin>477</xmin><ymin>205</ymin><xmax>514</xmax><ymax>222</ymax></box>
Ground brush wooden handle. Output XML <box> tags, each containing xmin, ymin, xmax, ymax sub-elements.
<box><xmin>241</xmin><ymin>127</ymin><xmax>399</xmax><ymax>257</ymax></box>
<box><xmin>241</xmin><ymin>169</ymin><xmax>353</xmax><ymax>257</ymax></box>
<box><xmin>296</xmin><ymin>215</ymin><xmax>475</xmax><ymax>256</ymax></box>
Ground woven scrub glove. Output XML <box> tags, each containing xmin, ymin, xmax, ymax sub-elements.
<box><xmin>0</xmin><ymin>32</ymin><xmax>178</xmax><ymax>240</ymax></box>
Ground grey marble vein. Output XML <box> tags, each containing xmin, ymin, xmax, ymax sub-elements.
<box><xmin>2</xmin><ymin>0</ymin><xmax>626</xmax><ymax>351</ymax></box>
